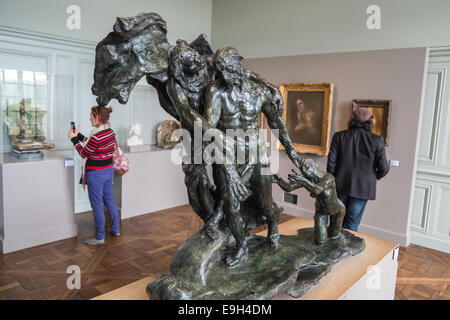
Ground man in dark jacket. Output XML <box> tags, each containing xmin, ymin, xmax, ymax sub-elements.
<box><xmin>326</xmin><ymin>107</ymin><xmax>390</xmax><ymax>231</ymax></box>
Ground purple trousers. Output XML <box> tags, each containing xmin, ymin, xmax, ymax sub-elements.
<box><xmin>86</xmin><ymin>166</ymin><xmax>120</xmax><ymax>240</ymax></box>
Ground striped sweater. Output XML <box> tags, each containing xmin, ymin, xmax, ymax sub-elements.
<box><xmin>71</xmin><ymin>128</ymin><xmax>116</xmax><ymax>171</ymax></box>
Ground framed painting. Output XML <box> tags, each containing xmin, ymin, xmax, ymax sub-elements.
<box><xmin>352</xmin><ymin>99</ymin><xmax>392</xmax><ymax>146</ymax></box>
<box><xmin>263</xmin><ymin>83</ymin><xmax>334</xmax><ymax>156</ymax></box>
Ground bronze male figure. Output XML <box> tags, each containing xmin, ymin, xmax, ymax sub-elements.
<box><xmin>204</xmin><ymin>47</ymin><xmax>300</xmax><ymax>267</ymax></box>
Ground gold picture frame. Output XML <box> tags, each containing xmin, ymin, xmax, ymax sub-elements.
<box><xmin>263</xmin><ymin>83</ymin><xmax>334</xmax><ymax>156</ymax></box>
<box><xmin>352</xmin><ymin>99</ymin><xmax>392</xmax><ymax>146</ymax></box>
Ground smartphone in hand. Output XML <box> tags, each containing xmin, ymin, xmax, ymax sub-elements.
<box><xmin>71</xmin><ymin>122</ymin><xmax>76</xmax><ymax>132</ymax></box>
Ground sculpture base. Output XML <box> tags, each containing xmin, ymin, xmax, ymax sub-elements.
<box><xmin>147</xmin><ymin>227</ymin><xmax>365</xmax><ymax>300</ymax></box>
<box><xmin>11</xmin><ymin>149</ymin><xmax>44</xmax><ymax>160</ymax></box>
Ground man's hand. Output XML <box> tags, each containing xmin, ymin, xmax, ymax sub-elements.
<box><xmin>224</xmin><ymin>166</ymin><xmax>251</xmax><ymax>202</ymax></box>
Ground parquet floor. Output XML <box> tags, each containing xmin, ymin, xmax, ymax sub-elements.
<box><xmin>0</xmin><ymin>204</ymin><xmax>448</xmax><ymax>300</ymax></box>
<box><xmin>0</xmin><ymin>205</ymin><xmax>292</xmax><ymax>300</ymax></box>
<box><xmin>395</xmin><ymin>244</ymin><xmax>450</xmax><ymax>299</ymax></box>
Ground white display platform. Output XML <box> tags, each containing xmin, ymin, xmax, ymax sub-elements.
<box><xmin>116</xmin><ymin>146</ymin><xmax>188</xmax><ymax>220</ymax></box>
<box><xmin>0</xmin><ymin>146</ymin><xmax>188</xmax><ymax>253</ymax></box>
<box><xmin>92</xmin><ymin>217</ymin><xmax>399</xmax><ymax>300</ymax></box>
<box><xmin>0</xmin><ymin>150</ymin><xmax>77</xmax><ymax>253</ymax></box>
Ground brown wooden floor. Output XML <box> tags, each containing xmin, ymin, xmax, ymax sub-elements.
<box><xmin>0</xmin><ymin>205</ymin><xmax>448</xmax><ymax>300</ymax></box>
<box><xmin>395</xmin><ymin>244</ymin><xmax>450</xmax><ymax>299</ymax></box>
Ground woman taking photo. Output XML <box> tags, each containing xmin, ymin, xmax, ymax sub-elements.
<box><xmin>68</xmin><ymin>106</ymin><xmax>120</xmax><ymax>245</ymax></box>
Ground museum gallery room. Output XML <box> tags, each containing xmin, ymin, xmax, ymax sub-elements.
<box><xmin>0</xmin><ymin>0</ymin><xmax>449</xmax><ymax>304</ymax></box>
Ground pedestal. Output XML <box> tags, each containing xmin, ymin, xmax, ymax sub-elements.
<box><xmin>92</xmin><ymin>217</ymin><xmax>399</xmax><ymax>300</ymax></box>
<box><xmin>116</xmin><ymin>147</ymin><xmax>188</xmax><ymax>219</ymax></box>
<box><xmin>0</xmin><ymin>150</ymin><xmax>77</xmax><ymax>253</ymax></box>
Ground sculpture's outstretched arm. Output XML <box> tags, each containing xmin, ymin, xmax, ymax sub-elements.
<box><xmin>246</xmin><ymin>70</ymin><xmax>277</xmax><ymax>94</ymax></box>
<box><xmin>272</xmin><ymin>174</ymin><xmax>303</xmax><ymax>192</ymax></box>
<box><xmin>146</xmin><ymin>75</ymin><xmax>180</xmax><ymax>120</ymax></box>
<box><xmin>262</xmin><ymin>101</ymin><xmax>300</xmax><ymax>168</ymax></box>
<box><xmin>287</xmin><ymin>170</ymin><xmax>323</xmax><ymax>197</ymax></box>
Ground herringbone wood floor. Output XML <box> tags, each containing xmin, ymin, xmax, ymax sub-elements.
<box><xmin>395</xmin><ymin>244</ymin><xmax>450</xmax><ymax>299</ymax></box>
<box><xmin>0</xmin><ymin>205</ymin><xmax>448</xmax><ymax>300</ymax></box>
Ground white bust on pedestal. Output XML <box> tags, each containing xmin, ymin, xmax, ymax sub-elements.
<box><xmin>127</xmin><ymin>123</ymin><xmax>143</xmax><ymax>146</ymax></box>
<box><xmin>126</xmin><ymin>123</ymin><xmax>150</xmax><ymax>152</ymax></box>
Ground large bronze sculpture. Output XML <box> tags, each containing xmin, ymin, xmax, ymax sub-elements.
<box><xmin>92</xmin><ymin>12</ymin><xmax>365</xmax><ymax>300</ymax></box>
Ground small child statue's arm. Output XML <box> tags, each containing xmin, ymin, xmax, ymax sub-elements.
<box><xmin>287</xmin><ymin>170</ymin><xmax>323</xmax><ymax>197</ymax></box>
<box><xmin>272</xmin><ymin>174</ymin><xmax>304</xmax><ymax>192</ymax></box>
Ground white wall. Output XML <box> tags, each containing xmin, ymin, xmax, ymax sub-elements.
<box><xmin>212</xmin><ymin>0</ymin><xmax>450</xmax><ymax>58</ymax></box>
<box><xmin>0</xmin><ymin>166</ymin><xmax>3</xmax><ymax>244</ymax></box>
<box><xmin>0</xmin><ymin>0</ymin><xmax>212</xmax><ymax>44</ymax></box>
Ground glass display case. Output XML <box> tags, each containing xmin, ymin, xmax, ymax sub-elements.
<box><xmin>107</xmin><ymin>80</ymin><xmax>174</xmax><ymax>152</ymax></box>
<box><xmin>0</xmin><ymin>69</ymin><xmax>74</xmax><ymax>163</ymax></box>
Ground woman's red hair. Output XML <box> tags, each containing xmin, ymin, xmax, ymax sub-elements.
<box><xmin>91</xmin><ymin>105</ymin><xmax>113</xmax><ymax>124</ymax></box>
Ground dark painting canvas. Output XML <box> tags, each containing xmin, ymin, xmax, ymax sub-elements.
<box><xmin>286</xmin><ymin>91</ymin><xmax>324</xmax><ymax>147</ymax></box>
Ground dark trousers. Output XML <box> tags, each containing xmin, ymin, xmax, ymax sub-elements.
<box><xmin>337</xmin><ymin>193</ymin><xmax>368</xmax><ymax>232</ymax></box>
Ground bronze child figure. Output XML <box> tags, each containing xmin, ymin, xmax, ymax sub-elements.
<box><xmin>273</xmin><ymin>159</ymin><xmax>346</xmax><ymax>245</ymax></box>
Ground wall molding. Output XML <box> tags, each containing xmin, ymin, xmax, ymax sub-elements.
<box><xmin>410</xmin><ymin>183</ymin><xmax>432</xmax><ymax>232</ymax></box>
<box><xmin>410</xmin><ymin>229</ymin><xmax>450</xmax><ymax>254</ymax></box>
<box><xmin>431</xmin><ymin>185</ymin><xmax>450</xmax><ymax>236</ymax></box>
<box><xmin>411</xmin><ymin>46</ymin><xmax>450</xmax><ymax>253</ymax></box>
<box><xmin>275</xmin><ymin>201</ymin><xmax>314</xmax><ymax>219</ymax></box>
<box><xmin>418</xmin><ymin>68</ymin><xmax>445</xmax><ymax>165</ymax></box>
<box><xmin>1</xmin><ymin>222</ymin><xmax>77</xmax><ymax>254</ymax></box>
<box><xmin>0</xmin><ymin>25</ymin><xmax>96</xmax><ymax>51</ymax></box>
<box><xmin>429</xmin><ymin>46</ymin><xmax>450</xmax><ymax>58</ymax></box>
<box><xmin>416</xmin><ymin>168</ymin><xmax>450</xmax><ymax>181</ymax></box>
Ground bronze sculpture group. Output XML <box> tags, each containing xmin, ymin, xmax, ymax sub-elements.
<box><xmin>92</xmin><ymin>12</ymin><xmax>365</xmax><ymax>300</ymax></box>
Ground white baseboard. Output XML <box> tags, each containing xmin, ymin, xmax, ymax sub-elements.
<box><xmin>75</xmin><ymin>201</ymin><xmax>92</xmax><ymax>214</ymax></box>
<box><xmin>276</xmin><ymin>201</ymin><xmax>314</xmax><ymax>219</ymax></box>
<box><xmin>277</xmin><ymin>201</ymin><xmax>406</xmax><ymax>246</ymax></box>
<box><xmin>1</xmin><ymin>223</ymin><xmax>78</xmax><ymax>254</ymax></box>
<box><xmin>410</xmin><ymin>230</ymin><xmax>450</xmax><ymax>254</ymax></box>
<box><xmin>357</xmin><ymin>223</ymin><xmax>406</xmax><ymax>246</ymax></box>
<box><xmin>121</xmin><ymin>200</ymin><xmax>189</xmax><ymax>220</ymax></box>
